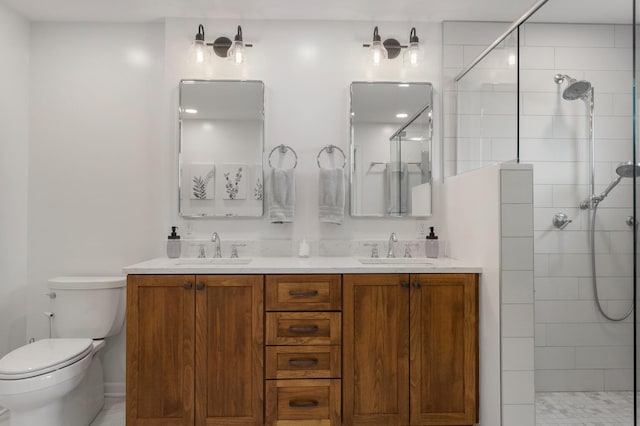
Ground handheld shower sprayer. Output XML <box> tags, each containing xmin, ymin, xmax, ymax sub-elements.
<box><xmin>580</xmin><ymin>161</ymin><xmax>640</xmax><ymax>209</ymax></box>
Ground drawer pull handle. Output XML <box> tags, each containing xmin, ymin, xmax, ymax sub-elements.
<box><xmin>196</xmin><ymin>283</ymin><xmax>205</xmax><ymax>291</ymax></box>
<box><xmin>288</xmin><ymin>290</ymin><xmax>319</xmax><ymax>297</ymax></box>
<box><xmin>288</xmin><ymin>357</ymin><xmax>319</xmax><ymax>367</ymax></box>
<box><xmin>183</xmin><ymin>283</ymin><xmax>193</xmax><ymax>290</ymax></box>
<box><xmin>289</xmin><ymin>399</ymin><xmax>319</xmax><ymax>408</ymax></box>
<box><xmin>288</xmin><ymin>325</ymin><xmax>319</xmax><ymax>334</ymax></box>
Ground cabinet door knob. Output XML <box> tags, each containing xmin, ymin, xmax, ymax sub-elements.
<box><xmin>289</xmin><ymin>399</ymin><xmax>319</xmax><ymax>408</ymax></box>
<box><xmin>401</xmin><ymin>282</ymin><xmax>410</xmax><ymax>289</ymax></box>
<box><xmin>196</xmin><ymin>283</ymin><xmax>205</xmax><ymax>291</ymax></box>
<box><xmin>183</xmin><ymin>283</ymin><xmax>193</xmax><ymax>290</ymax></box>
<box><xmin>413</xmin><ymin>282</ymin><xmax>421</xmax><ymax>289</ymax></box>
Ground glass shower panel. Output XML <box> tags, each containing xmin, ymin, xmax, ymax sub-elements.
<box><xmin>454</xmin><ymin>29</ymin><xmax>518</xmax><ymax>175</ymax></box>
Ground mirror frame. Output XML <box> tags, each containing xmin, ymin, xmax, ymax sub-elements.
<box><xmin>178</xmin><ymin>79</ymin><xmax>265</xmax><ymax>218</ymax></box>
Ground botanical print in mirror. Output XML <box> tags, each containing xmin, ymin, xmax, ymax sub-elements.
<box><xmin>350</xmin><ymin>82</ymin><xmax>433</xmax><ymax>218</ymax></box>
<box><xmin>178</xmin><ymin>80</ymin><xmax>264</xmax><ymax>217</ymax></box>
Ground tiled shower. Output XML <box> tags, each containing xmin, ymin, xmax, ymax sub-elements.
<box><xmin>444</xmin><ymin>0</ymin><xmax>637</xmax><ymax>424</ymax></box>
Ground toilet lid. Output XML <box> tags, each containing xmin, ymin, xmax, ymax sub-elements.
<box><xmin>0</xmin><ymin>338</ymin><xmax>93</xmax><ymax>380</ymax></box>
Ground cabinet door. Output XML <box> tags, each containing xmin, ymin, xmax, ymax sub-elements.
<box><xmin>410</xmin><ymin>274</ymin><xmax>479</xmax><ymax>425</ymax></box>
<box><xmin>195</xmin><ymin>275</ymin><xmax>264</xmax><ymax>426</ymax></box>
<box><xmin>343</xmin><ymin>274</ymin><xmax>410</xmax><ymax>425</ymax></box>
<box><xmin>126</xmin><ymin>275</ymin><xmax>195</xmax><ymax>426</ymax></box>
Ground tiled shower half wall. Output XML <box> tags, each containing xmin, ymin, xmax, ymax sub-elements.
<box><xmin>444</xmin><ymin>0</ymin><xmax>636</xmax><ymax>411</ymax></box>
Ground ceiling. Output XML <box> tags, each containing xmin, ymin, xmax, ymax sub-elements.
<box><xmin>1</xmin><ymin>0</ymin><xmax>633</xmax><ymax>24</ymax></box>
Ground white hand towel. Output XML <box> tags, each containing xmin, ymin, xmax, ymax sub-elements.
<box><xmin>269</xmin><ymin>168</ymin><xmax>295</xmax><ymax>223</ymax></box>
<box><xmin>319</xmin><ymin>167</ymin><xmax>345</xmax><ymax>224</ymax></box>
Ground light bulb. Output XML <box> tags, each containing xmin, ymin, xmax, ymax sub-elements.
<box><xmin>191</xmin><ymin>25</ymin><xmax>210</xmax><ymax>65</ymax></box>
<box><xmin>228</xmin><ymin>25</ymin><xmax>246</xmax><ymax>64</ymax></box>
<box><xmin>403</xmin><ymin>28</ymin><xmax>420</xmax><ymax>67</ymax></box>
<box><xmin>369</xmin><ymin>26</ymin><xmax>387</xmax><ymax>66</ymax></box>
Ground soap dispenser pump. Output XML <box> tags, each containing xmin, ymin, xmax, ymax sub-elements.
<box><xmin>425</xmin><ymin>226</ymin><xmax>439</xmax><ymax>258</ymax></box>
<box><xmin>167</xmin><ymin>226</ymin><xmax>181</xmax><ymax>259</ymax></box>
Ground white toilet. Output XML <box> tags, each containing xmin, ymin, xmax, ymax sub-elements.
<box><xmin>0</xmin><ymin>276</ymin><xmax>126</xmax><ymax>426</ymax></box>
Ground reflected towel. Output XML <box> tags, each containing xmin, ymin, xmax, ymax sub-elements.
<box><xmin>269</xmin><ymin>168</ymin><xmax>295</xmax><ymax>223</ymax></box>
<box><xmin>319</xmin><ymin>167</ymin><xmax>345</xmax><ymax>225</ymax></box>
<box><xmin>387</xmin><ymin>162</ymin><xmax>408</xmax><ymax>215</ymax></box>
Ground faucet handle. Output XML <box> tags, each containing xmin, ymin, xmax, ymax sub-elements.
<box><xmin>230</xmin><ymin>245</ymin><xmax>239</xmax><ymax>258</ymax></box>
<box><xmin>198</xmin><ymin>245</ymin><xmax>206</xmax><ymax>258</ymax></box>
<box><xmin>404</xmin><ymin>244</ymin><xmax>412</xmax><ymax>258</ymax></box>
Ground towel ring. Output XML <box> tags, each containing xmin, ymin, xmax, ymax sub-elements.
<box><xmin>316</xmin><ymin>144</ymin><xmax>346</xmax><ymax>169</ymax></box>
<box><xmin>268</xmin><ymin>144</ymin><xmax>298</xmax><ymax>169</ymax></box>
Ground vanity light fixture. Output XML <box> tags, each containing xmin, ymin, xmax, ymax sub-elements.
<box><xmin>363</xmin><ymin>27</ymin><xmax>421</xmax><ymax>66</ymax></box>
<box><xmin>191</xmin><ymin>24</ymin><xmax>253</xmax><ymax>65</ymax></box>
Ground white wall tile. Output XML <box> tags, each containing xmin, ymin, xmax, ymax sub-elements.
<box><xmin>535</xmin><ymin>324</ymin><xmax>547</xmax><ymax>346</ymax></box>
<box><xmin>503</xmin><ymin>338</ymin><xmax>534</xmax><ymax>370</ymax></box>
<box><xmin>555</xmin><ymin>47</ymin><xmax>632</xmax><ymax>71</ymax></box>
<box><xmin>443</xmin><ymin>21</ymin><xmax>509</xmax><ymax>46</ymax></box>
<box><xmin>502</xmin><ymin>304</ymin><xmax>534</xmax><ymax>337</ymax></box>
<box><xmin>604</xmin><ymin>369</ymin><xmax>634</xmax><ymax>391</ymax></box>
<box><xmin>534</xmin><ymin>254</ymin><xmax>549</xmax><ymax>277</ymax></box>
<box><xmin>588</xmin><ymin>70</ymin><xmax>633</xmax><ymax>95</ymax></box>
<box><xmin>575</xmin><ymin>346</ymin><xmax>632</xmax><ymax>369</ymax></box>
<box><xmin>502</xmin><ymin>237</ymin><xmax>534</xmax><ymax>270</ymax></box>
<box><xmin>535</xmin><ymin>346</ymin><xmax>576</xmax><ymax>370</ymax></box>
<box><xmin>503</xmin><ymin>371</ymin><xmax>535</xmax><ymax>404</ymax></box>
<box><xmin>503</xmin><ymin>404</ymin><xmax>535</xmax><ymax>426</ymax></box>
<box><xmin>535</xmin><ymin>369</ymin><xmax>603</xmax><ymax>392</ymax></box>
<box><xmin>535</xmin><ymin>300</ymin><xmax>603</xmax><ymax>323</ymax></box>
<box><xmin>533</xmin><ymin>185</ymin><xmax>553</xmax><ymax>208</ymax></box>
<box><xmin>501</xmin><ymin>170</ymin><xmax>533</xmax><ymax>203</ymax></box>
<box><xmin>523</xmin><ymin>23</ymin><xmax>615</xmax><ymax>48</ymax></box>
<box><xmin>614</xmin><ymin>25</ymin><xmax>633</xmax><ymax>47</ymax></box>
<box><xmin>545</xmin><ymin>323</ymin><xmax>632</xmax><ymax>346</ymax></box>
<box><xmin>545</xmin><ymin>254</ymin><xmax>591</xmax><ymax>277</ymax></box>
<box><xmin>551</xmin><ymin>185</ymin><xmax>589</xmax><ymax>209</ymax></box>
<box><xmin>520</xmin><ymin>116</ymin><xmax>554</xmax><ymax>139</ymax></box>
<box><xmin>443</xmin><ymin>45</ymin><xmax>463</xmax><ymax>69</ymax></box>
<box><xmin>578</xmin><ymin>277</ymin><xmax>634</xmax><ymax>300</ymax></box>
<box><xmin>520</xmin><ymin>46</ymin><xmax>555</xmax><ymax>69</ymax></box>
<box><xmin>502</xmin><ymin>204</ymin><xmax>533</xmax><ymax>237</ymax></box>
<box><xmin>535</xmin><ymin>277</ymin><xmax>579</xmax><ymax>300</ymax></box>
<box><xmin>502</xmin><ymin>270</ymin><xmax>534</xmax><ymax>304</ymax></box>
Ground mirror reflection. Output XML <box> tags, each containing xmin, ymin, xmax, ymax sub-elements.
<box><xmin>350</xmin><ymin>82</ymin><xmax>433</xmax><ymax>217</ymax></box>
<box><xmin>179</xmin><ymin>80</ymin><xmax>264</xmax><ymax>217</ymax></box>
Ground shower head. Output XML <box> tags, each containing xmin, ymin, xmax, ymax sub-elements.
<box><xmin>553</xmin><ymin>73</ymin><xmax>592</xmax><ymax>100</ymax></box>
<box><xmin>597</xmin><ymin>161</ymin><xmax>640</xmax><ymax>201</ymax></box>
<box><xmin>615</xmin><ymin>161</ymin><xmax>640</xmax><ymax>178</ymax></box>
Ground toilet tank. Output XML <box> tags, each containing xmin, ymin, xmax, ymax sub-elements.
<box><xmin>48</xmin><ymin>276</ymin><xmax>126</xmax><ymax>339</ymax></box>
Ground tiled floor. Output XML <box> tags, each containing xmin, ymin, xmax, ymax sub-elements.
<box><xmin>0</xmin><ymin>397</ymin><xmax>125</xmax><ymax>426</ymax></box>
<box><xmin>536</xmin><ymin>391</ymin><xmax>634</xmax><ymax>426</ymax></box>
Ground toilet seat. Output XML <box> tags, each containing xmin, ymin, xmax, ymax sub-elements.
<box><xmin>0</xmin><ymin>339</ymin><xmax>93</xmax><ymax>380</ymax></box>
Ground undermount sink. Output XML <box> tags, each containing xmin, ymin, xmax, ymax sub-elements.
<box><xmin>172</xmin><ymin>258</ymin><xmax>252</xmax><ymax>265</ymax></box>
<box><xmin>358</xmin><ymin>258</ymin><xmax>432</xmax><ymax>265</ymax></box>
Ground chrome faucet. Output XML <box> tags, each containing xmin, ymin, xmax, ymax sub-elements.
<box><xmin>387</xmin><ymin>232</ymin><xmax>398</xmax><ymax>258</ymax></box>
<box><xmin>211</xmin><ymin>232</ymin><xmax>222</xmax><ymax>258</ymax></box>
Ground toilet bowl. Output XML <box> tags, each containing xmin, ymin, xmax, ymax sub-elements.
<box><xmin>0</xmin><ymin>276</ymin><xmax>125</xmax><ymax>426</ymax></box>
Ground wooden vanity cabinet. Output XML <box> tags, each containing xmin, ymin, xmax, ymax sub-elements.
<box><xmin>343</xmin><ymin>273</ymin><xmax>479</xmax><ymax>426</ymax></box>
<box><xmin>126</xmin><ymin>274</ymin><xmax>264</xmax><ymax>426</ymax></box>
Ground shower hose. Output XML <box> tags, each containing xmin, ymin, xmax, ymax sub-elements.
<box><xmin>590</xmin><ymin>203</ymin><xmax>634</xmax><ymax>321</ymax></box>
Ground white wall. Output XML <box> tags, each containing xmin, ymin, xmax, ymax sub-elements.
<box><xmin>26</xmin><ymin>22</ymin><xmax>165</xmax><ymax>391</ymax></box>
<box><xmin>0</xmin><ymin>2</ymin><xmax>29</xmax><ymax>358</ymax></box>
<box><xmin>165</xmin><ymin>18</ymin><xmax>443</xmax><ymax>241</ymax></box>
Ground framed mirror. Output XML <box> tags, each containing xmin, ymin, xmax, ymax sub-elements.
<box><xmin>350</xmin><ymin>82</ymin><xmax>433</xmax><ymax>217</ymax></box>
<box><xmin>179</xmin><ymin>80</ymin><xmax>264</xmax><ymax>217</ymax></box>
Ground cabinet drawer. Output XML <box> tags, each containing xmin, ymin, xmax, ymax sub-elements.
<box><xmin>266</xmin><ymin>275</ymin><xmax>342</xmax><ymax>311</ymax></box>
<box><xmin>266</xmin><ymin>379</ymin><xmax>341</xmax><ymax>426</ymax></box>
<box><xmin>266</xmin><ymin>312</ymin><xmax>341</xmax><ymax>345</ymax></box>
<box><xmin>266</xmin><ymin>346</ymin><xmax>341</xmax><ymax>379</ymax></box>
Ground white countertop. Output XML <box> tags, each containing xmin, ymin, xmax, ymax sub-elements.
<box><xmin>123</xmin><ymin>256</ymin><xmax>482</xmax><ymax>275</ymax></box>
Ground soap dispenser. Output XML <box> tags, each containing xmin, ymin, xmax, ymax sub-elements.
<box><xmin>425</xmin><ymin>226</ymin><xmax>439</xmax><ymax>258</ymax></box>
<box><xmin>167</xmin><ymin>226</ymin><xmax>181</xmax><ymax>259</ymax></box>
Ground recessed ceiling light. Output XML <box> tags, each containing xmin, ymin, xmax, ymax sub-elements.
<box><xmin>396</xmin><ymin>113</ymin><xmax>408</xmax><ymax>118</ymax></box>
<box><xmin>184</xmin><ymin>108</ymin><xmax>198</xmax><ymax>114</ymax></box>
